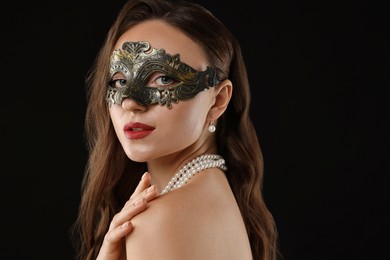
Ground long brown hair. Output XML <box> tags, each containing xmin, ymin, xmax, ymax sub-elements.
<box><xmin>72</xmin><ymin>0</ymin><xmax>279</xmax><ymax>259</ymax></box>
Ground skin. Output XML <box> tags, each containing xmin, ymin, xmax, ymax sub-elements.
<box><xmin>98</xmin><ymin>20</ymin><xmax>252</xmax><ymax>259</ymax></box>
<box><xmin>97</xmin><ymin>172</ymin><xmax>158</xmax><ymax>260</ymax></box>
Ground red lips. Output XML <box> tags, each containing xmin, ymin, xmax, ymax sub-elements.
<box><xmin>124</xmin><ymin>122</ymin><xmax>155</xmax><ymax>139</ymax></box>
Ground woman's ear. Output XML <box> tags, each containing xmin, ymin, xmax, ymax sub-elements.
<box><xmin>209</xmin><ymin>79</ymin><xmax>233</xmax><ymax>119</ymax></box>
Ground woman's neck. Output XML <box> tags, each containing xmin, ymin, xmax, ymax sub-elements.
<box><xmin>146</xmin><ymin>147</ymin><xmax>217</xmax><ymax>192</ymax></box>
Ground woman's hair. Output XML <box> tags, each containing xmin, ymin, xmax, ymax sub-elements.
<box><xmin>72</xmin><ymin>0</ymin><xmax>279</xmax><ymax>259</ymax></box>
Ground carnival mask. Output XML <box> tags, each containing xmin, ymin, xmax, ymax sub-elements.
<box><xmin>106</xmin><ymin>41</ymin><xmax>220</xmax><ymax>108</ymax></box>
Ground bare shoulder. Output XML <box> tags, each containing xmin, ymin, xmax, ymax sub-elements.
<box><xmin>125</xmin><ymin>169</ymin><xmax>252</xmax><ymax>259</ymax></box>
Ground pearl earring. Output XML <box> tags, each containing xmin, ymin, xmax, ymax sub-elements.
<box><xmin>208</xmin><ymin>121</ymin><xmax>216</xmax><ymax>133</ymax></box>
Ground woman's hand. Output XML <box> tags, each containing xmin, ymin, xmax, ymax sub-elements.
<box><xmin>97</xmin><ymin>172</ymin><xmax>159</xmax><ymax>260</ymax></box>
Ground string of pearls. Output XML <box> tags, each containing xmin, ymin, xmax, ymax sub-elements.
<box><xmin>160</xmin><ymin>154</ymin><xmax>227</xmax><ymax>195</ymax></box>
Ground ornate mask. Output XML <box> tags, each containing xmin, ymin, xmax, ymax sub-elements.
<box><xmin>106</xmin><ymin>41</ymin><xmax>220</xmax><ymax>108</ymax></box>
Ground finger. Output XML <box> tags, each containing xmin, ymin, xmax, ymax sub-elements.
<box><xmin>105</xmin><ymin>221</ymin><xmax>134</xmax><ymax>244</ymax></box>
<box><xmin>124</xmin><ymin>183</ymin><xmax>159</xmax><ymax>210</ymax></box>
<box><xmin>130</xmin><ymin>172</ymin><xmax>151</xmax><ymax>199</ymax></box>
<box><xmin>143</xmin><ymin>185</ymin><xmax>159</xmax><ymax>202</ymax></box>
<box><xmin>109</xmin><ymin>197</ymin><xmax>147</xmax><ymax>230</ymax></box>
<box><xmin>98</xmin><ymin>221</ymin><xmax>133</xmax><ymax>259</ymax></box>
<box><xmin>111</xmin><ymin>184</ymin><xmax>159</xmax><ymax>232</ymax></box>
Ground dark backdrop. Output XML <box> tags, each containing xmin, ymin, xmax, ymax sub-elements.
<box><xmin>1</xmin><ymin>0</ymin><xmax>388</xmax><ymax>259</ymax></box>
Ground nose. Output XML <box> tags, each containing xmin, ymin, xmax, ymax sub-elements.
<box><xmin>121</xmin><ymin>97</ymin><xmax>147</xmax><ymax>112</ymax></box>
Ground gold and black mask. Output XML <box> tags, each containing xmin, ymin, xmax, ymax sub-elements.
<box><xmin>106</xmin><ymin>41</ymin><xmax>220</xmax><ymax>109</ymax></box>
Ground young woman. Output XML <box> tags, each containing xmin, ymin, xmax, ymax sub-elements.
<box><xmin>73</xmin><ymin>0</ymin><xmax>279</xmax><ymax>259</ymax></box>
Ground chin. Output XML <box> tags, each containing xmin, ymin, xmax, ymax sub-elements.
<box><xmin>124</xmin><ymin>150</ymin><xmax>149</xmax><ymax>163</ymax></box>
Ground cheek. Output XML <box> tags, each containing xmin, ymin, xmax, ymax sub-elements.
<box><xmin>159</xmin><ymin>103</ymin><xmax>206</xmax><ymax>140</ymax></box>
<box><xmin>109</xmin><ymin>107</ymin><xmax>124</xmax><ymax>137</ymax></box>
<box><xmin>158</xmin><ymin>118</ymin><xmax>200</xmax><ymax>151</ymax></box>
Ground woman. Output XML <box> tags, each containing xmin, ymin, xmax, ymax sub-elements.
<box><xmin>73</xmin><ymin>0</ymin><xmax>279</xmax><ymax>259</ymax></box>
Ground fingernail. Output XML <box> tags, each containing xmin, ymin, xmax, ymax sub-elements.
<box><xmin>146</xmin><ymin>186</ymin><xmax>155</xmax><ymax>193</ymax></box>
<box><xmin>142</xmin><ymin>172</ymin><xmax>148</xmax><ymax>179</ymax></box>
<box><xmin>122</xmin><ymin>222</ymin><xmax>130</xmax><ymax>228</ymax></box>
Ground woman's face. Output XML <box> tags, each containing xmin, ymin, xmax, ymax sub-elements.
<box><xmin>109</xmin><ymin>20</ymin><xmax>216</xmax><ymax>162</ymax></box>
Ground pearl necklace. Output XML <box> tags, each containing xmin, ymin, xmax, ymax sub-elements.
<box><xmin>161</xmin><ymin>154</ymin><xmax>227</xmax><ymax>195</ymax></box>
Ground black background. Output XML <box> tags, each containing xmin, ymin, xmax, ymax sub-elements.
<box><xmin>1</xmin><ymin>0</ymin><xmax>388</xmax><ymax>259</ymax></box>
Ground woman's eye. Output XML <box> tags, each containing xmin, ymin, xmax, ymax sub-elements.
<box><xmin>110</xmin><ymin>79</ymin><xmax>127</xmax><ymax>88</ymax></box>
<box><xmin>154</xmin><ymin>75</ymin><xmax>177</xmax><ymax>86</ymax></box>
